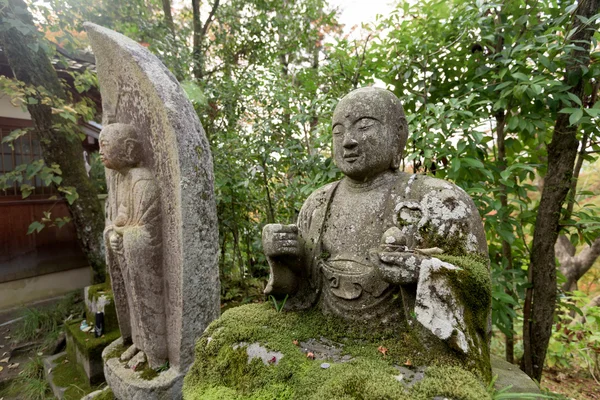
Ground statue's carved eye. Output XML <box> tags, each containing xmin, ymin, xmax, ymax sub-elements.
<box><xmin>332</xmin><ymin>125</ymin><xmax>345</xmax><ymax>135</ymax></box>
<box><xmin>356</xmin><ymin>118</ymin><xmax>375</xmax><ymax>131</ymax></box>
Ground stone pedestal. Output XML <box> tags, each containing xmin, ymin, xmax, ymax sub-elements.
<box><xmin>63</xmin><ymin>283</ymin><xmax>120</xmax><ymax>385</ymax></box>
<box><xmin>103</xmin><ymin>338</ymin><xmax>184</xmax><ymax>400</ymax></box>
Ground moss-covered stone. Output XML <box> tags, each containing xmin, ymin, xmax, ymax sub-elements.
<box><xmin>66</xmin><ymin>318</ymin><xmax>121</xmax><ymax>362</ymax></box>
<box><xmin>435</xmin><ymin>254</ymin><xmax>492</xmax><ymax>380</ymax></box>
<box><xmin>103</xmin><ymin>341</ymin><xmax>127</xmax><ymax>361</ymax></box>
<box><xmin>94</xmin><ymin>388</ymin><xmax>115</xmax><ymax>400</ymax></box>
<box><xmin>183</xmin><ymin>303</ymin><xmax>492</xmax><ymax>400</ymax></box>
<box><xmin>51</xmin><ymin>355</ymin><xmax>95</xmax><ymax>400</ymax></box>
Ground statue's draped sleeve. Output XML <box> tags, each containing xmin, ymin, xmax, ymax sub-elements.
<box><xmin>104</xmin><ymin>170</ymin><xmax>132</xmax><ymax>343</ymax></box>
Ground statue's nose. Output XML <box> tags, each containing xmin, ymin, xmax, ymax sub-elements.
<box><xmin>343</xmin><ymin>137</ymin><xmax>358</xmax><ymax>149</ymax></box>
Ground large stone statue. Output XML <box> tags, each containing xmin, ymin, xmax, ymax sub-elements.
<box><xmin>263</xmin><ymin>87</ymin><xmax>490</xmax><ymax>361</ymax></box>
<box><xmin>182</xmin><ymin>87</ymin><xmax>540</xmax><ymax>400</ymax></box>
<box><xmin>85</xmin><ymin>23</ymin><xmax>220</xmax><ymax>400</ymax></box>
<box><xmin>101</xmin><ymin>123</ymin><xmax>167</xmax><ymax>368</ymax></box>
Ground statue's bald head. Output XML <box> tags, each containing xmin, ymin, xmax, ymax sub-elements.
<box><xmin>99</xmin><ymin>123</ymin><xmax>141</xmax><ymax>170</ymax></box>
<box><xmin>333</xmin><ymin>87</ymin><xmax>408</xmax><ymax>168</ymax></box>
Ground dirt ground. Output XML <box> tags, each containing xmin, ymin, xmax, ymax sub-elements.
<box><xmin>0</xmin><ymin>297</ymin><xmax>63</xmax><ymax>394</ymax></box>
<box><xmin>542</xmin><ymin>368</ymin><xmax>600</xmax><ymax>399</ymax></box>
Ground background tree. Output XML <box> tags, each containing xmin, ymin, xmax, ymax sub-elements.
<box><xmin>0</xmin><ymin>0</ymin><xmax>106</xmax><ymax>283</ymax></box>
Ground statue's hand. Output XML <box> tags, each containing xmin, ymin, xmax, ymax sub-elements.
<box><xmin>262</xmin><ymin>224</ymin><xmax>302</xmax><ymax>259</ymax></box>
<box><xmin>370</xmin><ymin>248</ymin><xmax>422</xmax><ymax>285</ymax></box>
<box><xmin>109</xmin><ymin>231</ymin><xmax>124</xmax><ymax>255</ymax></box>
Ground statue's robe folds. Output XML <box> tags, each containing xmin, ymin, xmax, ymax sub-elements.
<box><xmin>104</xmin><ymin>167</ymin><xmax>168</xmax><ymax>367</ymax></box>
<box><xmin>267</xmin><ymin>171</ymin><xmax>490</xmax><ymax>358</ymax></box>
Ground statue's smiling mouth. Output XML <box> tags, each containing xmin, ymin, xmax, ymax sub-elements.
<box><xmin>343</xmin><ymin>153</ymin><xmax>359</xmax><ymax>163</ymax></box>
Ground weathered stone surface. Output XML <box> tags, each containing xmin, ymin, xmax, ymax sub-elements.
<box><xmin>103</xmin><ymin>338</ymin><xmax>184</xmax><ymax>400</ymax></box>
<box><xmin>43</xmin><ymin>352</ymin><xmax>68</xmax><ymax>400</ymax></box>
<box><xmin>491</xmin><ymin>355</ymin><xmax>542</xmax><ymax>396</ymax></box>
<box><xmin>84</xmin><ymin>21</ymin><xmax>219</xmax><ymax>399</ymax></box>
<box><xmin>262</xmin><ymin>87</ymin><xmax>491</xmax><ymax>378</ymax></box>
<box><xmin>85</xmin><ymin>22</ymin><xmax>219</xmax><ymax>374</ymax></box>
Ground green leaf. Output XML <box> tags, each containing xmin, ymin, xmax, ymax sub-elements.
<box><xmin>567</xmin><ymin>92</ymin><xmax>583</xmax><ymax>106</ymax></box>
<box><xmin>462</xmin><ymin>158</ymin><xmax>484</xmax><ymax>168</ymax></box>
<box><xmin>569</xmin><ymin>108</ymin><xmax>583</xmax><ymax>125</ymax></box>
<box><xmin>27</xmin><ymin>221</ymin><xmax>45</xmax><ymax>235</ymax></box>
<box><xmin>511</xmin><ymin>72</ymin><xmax>529</xmax><ymax>81</ymax></box>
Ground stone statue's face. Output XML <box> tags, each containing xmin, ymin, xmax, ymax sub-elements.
<box><xmin>99</xmin><ymin>126</ymin><xmax>136</xmax><ymax>171</ymax></box>
<box><xmin>332</xmin><ymin>90</ymin><xmax>400</xmax><ymax>181</ymax></box>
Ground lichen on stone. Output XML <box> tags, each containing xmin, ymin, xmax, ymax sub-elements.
<box><xmin>182</xmin><ymin>303</ymin><xmax>491</xmax><ymax>400</ymax></box>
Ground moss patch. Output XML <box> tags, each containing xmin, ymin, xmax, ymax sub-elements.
<box><xmin>52</xmin><ymin>355</ymin><xmax>96</xmax><ymax>400</ymax></box>
<box><xmin>139</xmin><ymin>363</ymin><xmax>160</xmax><ymax>380</ymax></box>
<box><xmin>436</xmin><ymin>254</ymin><xmax>492</xmax><ymax>381</ymax></box>
<box><xmin>183</xmin><ymin>303</ymin><xmax>491</xmax><ymax>400</ymax></box>
<box><xmin>103</xmin><ymin>341</ymin><xmax>127</xmax><ymax>361</ymax></box>
<box><xmin>418</xmin><ymin>220</ymin><xmax>470</xmax><ymax>256</ymax></box>
<box><xmin>66</xmin><ymin>318</ymin><xmax>121</xmax><ymax>362</ymax></box>
<box><xmin>94</xmin><ymin>388</ymin><xmax>115</xmax><ymax>400</ymax></box>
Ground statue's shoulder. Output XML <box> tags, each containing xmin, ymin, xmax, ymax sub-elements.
<box><xmin>129</xmin><ymin>167</ymin><xmax>157</xmax><ymax>183</ymax></box>
<box><xmin>298</xmin><ymin>181</ymin><xmax>340</xmax><ymax>231</ymax></box>
<box><xmin>402</xmin><ymin>174</ymin><xmax>475</xmax><ymax>207</ymax></box>
<box><xmin>303</xmin><ymin>181</ymin><xmax>339</xmax><ymax>209</ymax></box>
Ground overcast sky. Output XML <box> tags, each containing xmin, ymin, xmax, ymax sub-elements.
<box><xmin>329</xmin><ymin>0</ymin><xmax>396</xmax><ymax>35</ymax></box>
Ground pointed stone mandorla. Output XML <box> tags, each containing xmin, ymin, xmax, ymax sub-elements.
<box><xmin>85</xmin><ymin>22</ymin><xmax>220</xmax><ymax>400</ymax></box>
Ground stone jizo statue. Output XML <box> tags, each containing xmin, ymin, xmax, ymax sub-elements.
<box><xmin>100</xmin><ymin>123</ymin><xmax>167</xmax><ymax>368</ymax></box>
<box><xmin>87</xmin><ymin>22</ymin><xmax>220</xmax><ymax>400</ymax></box>
<box><xmin>263</xmin><ymin>87</ymin><xmax>490</xmax><ymax>360</ymax></box>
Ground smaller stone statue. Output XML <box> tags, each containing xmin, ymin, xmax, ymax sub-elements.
<box><xmin>87</xmin><ymin>22</ymin><xmax>219</xmax><ymax>400</ymax></box>
<box><xmin>100</xmin><ymin>123</ymin><xmax>167</xmax><ymax>369</ymax></box>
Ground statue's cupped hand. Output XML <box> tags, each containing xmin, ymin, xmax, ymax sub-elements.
<box><xmin>262</xmin><ymin>224</ymin><xmax>303</xmax><ymax>258</ymax></box>
<box><xmin>369</xmin><ymin>248</ymin><xmax>422</xmax><ymax>285</ymax></box>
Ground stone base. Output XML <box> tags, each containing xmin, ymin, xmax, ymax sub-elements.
<box><xmin>183</xmin><ymin>303</ymin><xmax>494</xmax><ymax>399</ymax></box>
<box><xmin>491</xmin><ymin>356</ymin><xmax>541</xmax><ymax>396</ymax></box>
<box><xmin>103</xmin><ymin>338</ymin><xmax>184</xmax><ymax>400</ymax></box>
<box><xmin>43</xmin><ymin>352</ymin><xmax>69</xmax><ymax>400</ymax></box>
<box><xmin>65</xmin><ymin>318</ymin><xmax>120</xmax><ymax>384</ymax></box>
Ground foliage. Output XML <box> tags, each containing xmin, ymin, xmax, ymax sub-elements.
<box><xmin>13</xmin><ymin>0</ymin><xmax>600</xmax><ymax>377</ymax></box>
<box><xmin>546</xmin><ymin>291</ymin><xmax>600</xmax><ymax>381</ymax></box>
<box><xmin>13</xmin><ymin>290</ymin><xmax>83</xmax><ymax>342</ymax></box>
<box><xmin>0</xmin><ymin>354</ymin><xmax>51</xmax><ymax>400</ymax></box>
<box><xmin>89</xmin><ymin>151</ymin><xmax>107</xmax><ymax>193</ymax></box>
<box><xmin>360</xmin><ymin>0</ymin><xmax>600</xmax><ymax>365</ymax></box>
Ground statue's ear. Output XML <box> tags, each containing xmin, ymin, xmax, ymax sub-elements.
<box><xmin>391</xmin><ymin>149</ymin><xmax>403</xmax><ymax>169</ymax></box>
<box><xmin>124</xmin><ymin>138</ymin><xmax>137</xmax><ymax>160</ymax></box>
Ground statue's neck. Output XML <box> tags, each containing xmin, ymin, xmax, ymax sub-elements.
<box><xmin>343</xmin><ymin>170</ymin><xmax>397</xmax><ymax>193</ymax></box>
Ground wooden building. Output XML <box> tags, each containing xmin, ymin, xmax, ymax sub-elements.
<box><xmin>0</xmin><ymin>45</ymin><xmax>103</xmax><ymax>309</ymax></box>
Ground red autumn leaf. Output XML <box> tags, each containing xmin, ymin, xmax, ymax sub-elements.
<box><xmin>268</xmin><ymin>356</ymin><xmax>276</xmax><ymax>364</ymax></box>
<box><xmin>377</xmin><ymin>346</ymin><xmax>388</xmax><ymax>356</ymax></box>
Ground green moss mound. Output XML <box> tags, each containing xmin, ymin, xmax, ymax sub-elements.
<box><xmin>183</xmin><ymin>304</ymin><xmax>491</xmax><ymax>400</ymax></box>
<box><xmin>66</xmin><ymin>318</ymin><xmax>121</xmax><ymax>362</ymax></box>
<box><xmin>52</xmin><ymin>355</ymin><xmax>95</xmax><ymax>400</ymax></box>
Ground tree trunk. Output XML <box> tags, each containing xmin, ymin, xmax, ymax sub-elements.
<box><xmin>161</xmin><ymin>0</ymin><xmax>175</xmax><ymax>32</ymax></box>
<box><xmin>192</xmin><ymin>0</ymin><xmax>220</xmax><ymax>80</ymax></box>
<box><xmin>556</xmin><ymin>235</ymin><xmax>600</xmax><ymax>292</ymax></box>
<box><xmin>0</xmin><ymin>0</ymin><xmax>106</xmax><ymax>283</ymax></box>
<box><xmin>522</xmin><ymin>0</ymin><xmax>600</xmax><ymax>381</ymax></box>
